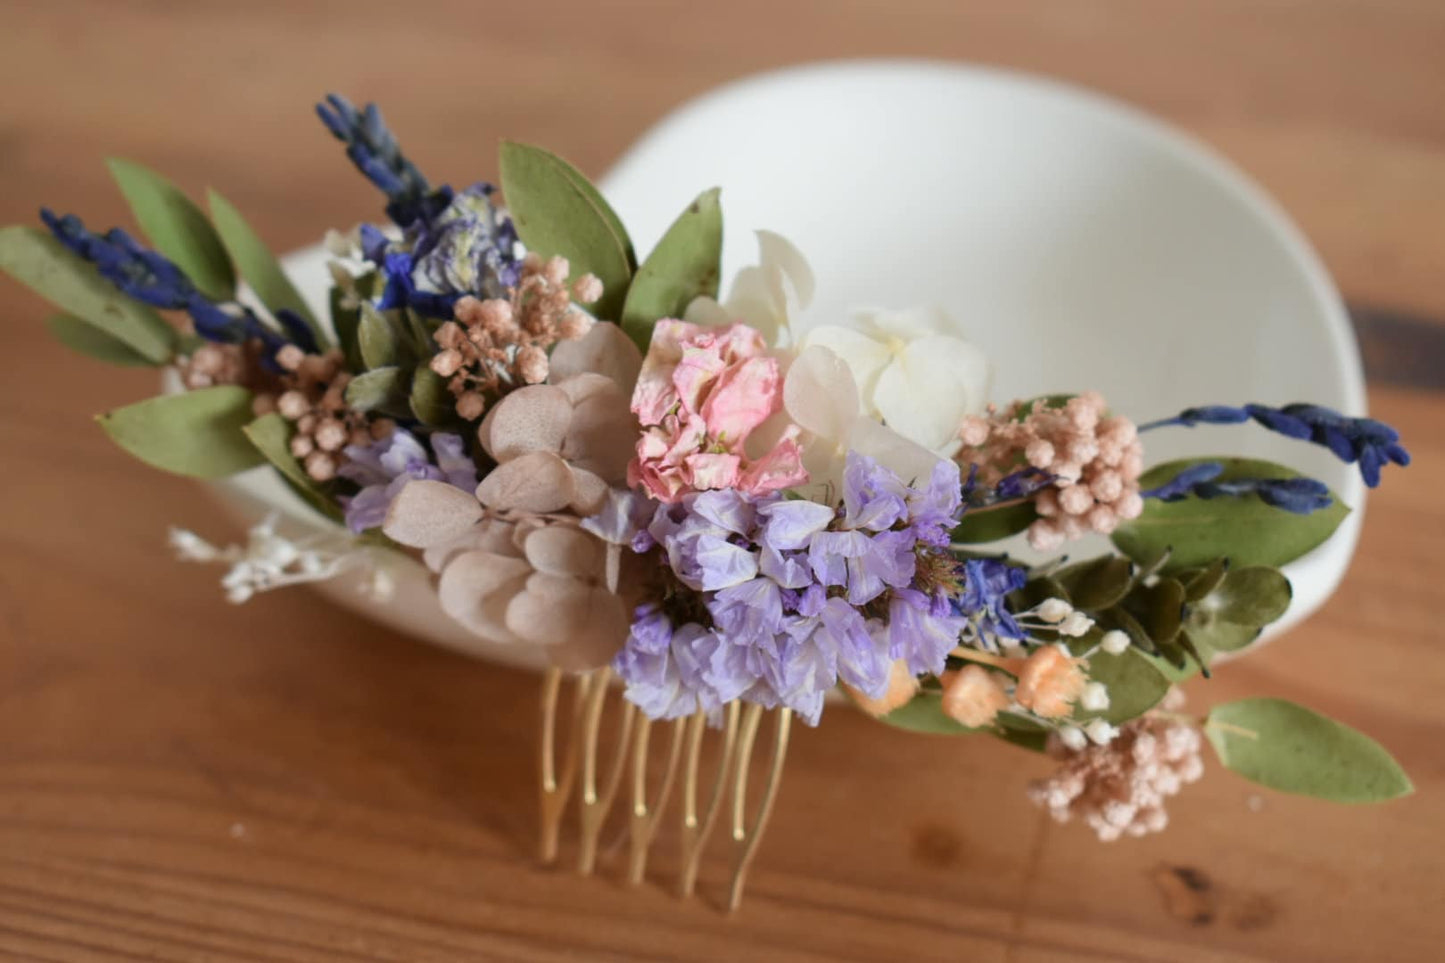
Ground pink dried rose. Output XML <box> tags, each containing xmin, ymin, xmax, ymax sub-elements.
<box><xmin>381</xmin><ymin>479</ymin><xmax>634</xmax><ymax>670</ymax></box>
<box><xmin>628</xmin><ymin>319</ymin><xmax>807</xmax><ymax>502</ymax></box>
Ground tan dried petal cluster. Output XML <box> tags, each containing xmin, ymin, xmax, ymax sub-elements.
<box><xmin>474</xmin><ymin>324</ymin><xmax>642</xmax><ymax>517</ymax></box>
<box><xmin>431</xmin><ymin>254</ymin><xmax>603</xmax><ymax>421</ymax></box>
<box><xmin>1028</xmin><ymin>710</ymin><xmax>1204</xmax><ymax>841</ymax></box>
<box><xmin>251</xmin><ymin>345</ymin><xmax>382</xmax><ymax>481</ymax></box>
<box><xmin>957</xmin><ymin>392</ymin><xmax>1145</xmax><ymax>551</ymax></box>
<box><xmin>382</xmin><ymin>479</ymin><xmax>634</xmax><ymax>670</ymax></box>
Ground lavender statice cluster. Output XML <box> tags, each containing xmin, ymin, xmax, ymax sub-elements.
<box><xmin>338</xmin><ymin>429</ymin><xmax>478</xmax><ymax>534</ymax></box>
<box><xmin>607</xmin><ymin>453</ymin><xmax>969</xmax><ymax>726</ymax></box>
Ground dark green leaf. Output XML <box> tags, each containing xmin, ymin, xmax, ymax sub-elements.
<box><xmin>1203</xmin><ymin>566</ymin><xmax>1292</xmax><ymax>626</ymax></box>
<box><xmin>1009</xmin><ymin>574</ymin><xmax>1070</xmax><ymax>612</ymax></box>
<box><xmin>1186</xmin><ymin>618</ymin><xmax>1260</xmax><ymax>654</ymax></box>
<box><xmin>499</xmin><ymin>141</ymin><xmax>634</xmax><ymax>320</ymax></box>
<box><xmin>97</xmin><ymin>387</ymin><xmax>263</xmax><ymax>478</ymax></box>
<box><xmin>207</xmin><ymin>189</ymin><xmax>325</xmax><ymax>344</ymax></box>
<box><xmin>1119</xmin><ymin>577</ymin><xmax>1186</xmax><ymax>647</ymax></box>
<box><xmin>45</xmin><ymin>313</ymin><xmax>159</xmax><ymax>367</ymax></box>
<box><xmin>952</xmin><ymin>501</ymin><xmax>1038</xmax><ymax>544</ymax></box>
<box><xmin>1055</xmin><ymin>556</ymin><xmax>1134</xmax><ymax>611</ymax></box>
<box><xmin>0</xmin><ymin>225</ymin><xmax>176</xmax><ymax>363</ymax></box>
<box><xmin>1205</xmin><ymin>698</ymin><xmax>1412</xmax><ymax>803</ymax></box>
<box><xmin>1182</xmin><ymin>558</ymin><xmax>1229</xmax><ymax>602</ymax></box>
<box><xmin>241</xmin><ymin>413</ymin><xmax>344</xmax><ymax>522</ymax></box>
<box><xmin>107</xmin><ymin>158</ymin><xmax>235</xmax><ymax>300</ymax></box>
<box><xmin>345</xmin><ymin>366</ymin><xmax>408</xmax><ymax>413</ymax></box>
<box><xmin>620</xmin><ymin>188</ymin><xmax>722</xmax><ymax>351</ymax></box>
<box><xmin>1112</xmin><ymin>457</ymin><xmax>1350</xmax><ymax>573</ymax></box>
<box><xmin>330</xmin><ymin>285</ymin><xmax>364</xmax><ymax>372</ymax></box>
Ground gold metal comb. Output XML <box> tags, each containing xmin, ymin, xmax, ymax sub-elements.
<box><xmin>537</xmin><ymin>666</ymin><xmax>793</xmax><ymax>911</ymax></box>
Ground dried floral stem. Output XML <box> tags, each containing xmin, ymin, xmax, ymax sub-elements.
<box><xmin>626</xmin><ymin>716</ymin><xmax>687</xmax><ymax>885</ymax></box>
<box><xmin>950</xmin><ymin>646</ymin><xmax>1017</xmax><ymax>670</ymax></box>
<box><xmin>578</xmin><ymin>666</ymin><xmax>635</xmax><ymax>875</ymax></box>
<box><xmin>727</xmin><ymin>706</ymin><xmax>793</xmax><ymax>913</ymax></box>
<box><xmin>678</xmin><ymin>701</ymin><xmax>741</xmax><ymax>897</ymax></box>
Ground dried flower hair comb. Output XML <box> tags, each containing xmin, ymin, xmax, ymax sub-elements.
<box><xmin>2</xmin><ymin>94</ymin><xmax>1413</xmax><ymax>911</ymax></box>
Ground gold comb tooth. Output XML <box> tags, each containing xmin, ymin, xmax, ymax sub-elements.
<box><xmin>577</xmin><ymin>666</ymin><xmax>635</xmax><ymax>875</ymax></box>
<box><xmin>678</xmin><ymin>701</ymin><xmax>741</xmax><ymax>897</ymax></box>
<box><xmin>626</xmin><ymin>715</ymin><xmax>686</xmax><ymax>885</ymax></box>
<box><xmin>538</xmin><ymin>666</ymin><xmax>587</xmax><ymax>863</ymax></box>
<box><xmin>726</xmin><ymin>706</ymin><xmax>793</xmax><ymax>912</ymax></box>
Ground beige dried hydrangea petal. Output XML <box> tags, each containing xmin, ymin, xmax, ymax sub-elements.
<box><xmin>522</xmin><ymin>525</ymin><xmax>604</xmax><ymax>578</ymax></box>
<box><xmin>504</xmin><ymin>572</ymin><xmax>629</xmax><ymax>671</ymax></box>
<box><xmin>548</xmin><ymin>321</ymin><xmax>643</xmax><ymax>392</ymax></box>
<box><xmin>382</xmin><ymin>480</ymin><xmax>485</xmax><ymax>549</ymax></box>
<box><xmin>561</xmin><ymin>385</ymin><xmax>636</xmax><ymax>484</ymax></box>
<box><xmin>422</xmin><ymin>517</ymin><xmax>520</xmax><ymax>574</ymax></box>
<box><xmin>475</xmin><ymin>451</ymin><xmax>576</xmax><ymax>514</ymax></box>
<box><xmin>437</xmin><ymin>550</ymin><xmax>532</xmax><ymax>643</ymax></box>
<box><xmin>478</xmin><ymin>384</ymin><xmax>572</xmax><ymax>462</ymax></box>
<box><xmin>568</xmin><ymin>467</ymin><xmax>610</xmax><ymax>516</ymax></box>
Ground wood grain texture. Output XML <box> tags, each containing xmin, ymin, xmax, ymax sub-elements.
<box><xmin>1</xmin><ymin>1</ymin><xmax>1443</xmax><ymax>960</ymax></box>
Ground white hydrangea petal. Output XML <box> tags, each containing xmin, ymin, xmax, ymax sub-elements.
<box><xmin>797</xmin><ymin>326</ymin><xmax>890</xmax><ymax>413</ymax></box>
<box><xmin>872</xmin><ymin>335</ymin><xmax>992</xmax><ymax>451</ymax></box>
<box><xmin>782</xmin><ymin>345</ymin><xmax>859</xmax><ymax>442</ymax></box>
<box><xmin>859</xmin><ymin>304</ymin><xmax>957</xmax><ymax>341</ymax></box>
<box><xmin>755</xmin><ymin>229</ymin><xmax>814</xmax><ymax>315</ymax></box>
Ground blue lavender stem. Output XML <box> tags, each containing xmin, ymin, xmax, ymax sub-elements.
<box><xmin>1138</xmin><ymin>402</ymin><xmax>1410</xmax><ymax>487</ymax></box>
<box><xmin>1141</xmin><ymin>461</ymin><xmax>1335</xmax><ymax>514</ymax></box>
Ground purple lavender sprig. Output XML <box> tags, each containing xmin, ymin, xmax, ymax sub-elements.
<box><xmin>316</xmin><ymin>94</ymin><xmax>450</xmax><ymax>228</ymax></box>
<box><xmin>41</xmin><ymin>209</ymin><xmax>315</xmax><ymax>364</ymax></box>
<box><xmin>1140</xmin><ymin>461</ymin><xmax>1334</xmax><ymax>514</ymax></box>
<box><xmin>1138</xmin><ymin>403</ymin><xmax>1409</xmax><ymax>487</ymax></box>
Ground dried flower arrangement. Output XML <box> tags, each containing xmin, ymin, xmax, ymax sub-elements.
<box><xmin>1</xmin><ymin>95</ymin><xmax>1413</xmax><ymax>912</ymax></box>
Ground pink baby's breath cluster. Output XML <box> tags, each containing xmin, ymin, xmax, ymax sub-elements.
<box><xmin>430</xmin><ymin>254</ymin><xmax>600</xmax><ymax>421</ymax></box>
<box><xmin>253</xmin><ymin>346</ymin><xmax>389</xmax><ymax>482</ymax></box>
<box><xmin>1027</xmin><ymin>708</ymin><xmax>1204</xmax><ymax>841</ymax></box>
<box><xmin>957</xmin><ymin>392</ymin><xmax>1144</xmax><ymax>550</ymax></box>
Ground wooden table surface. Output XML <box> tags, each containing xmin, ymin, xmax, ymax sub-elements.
<box><xmin>2</xmin><ymin>2</ymin><xmax>1443</xmax><ymax>960</ymax></box>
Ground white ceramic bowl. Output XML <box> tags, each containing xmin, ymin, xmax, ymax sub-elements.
<box><xmin>210</xmin><ymin>60</ymin><xmax>1365</xmax><ymax>665</ymax></box>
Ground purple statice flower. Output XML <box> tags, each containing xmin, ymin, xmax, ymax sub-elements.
<box><xmin>606</xmin><ymin>453</ymin><xmax>969</xmax><ymax>726</ymax></box>
<box><xmin>337</xmin><ymin>430</ymin><xmax>477</xmax><ymax>533</ymax></box>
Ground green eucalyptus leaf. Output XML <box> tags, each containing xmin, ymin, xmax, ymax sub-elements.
<box><xmin>878</xmin><ymin>693</ymin><xmax>1047</xmax><ymax>752</ymax></box>
<box><xmin>1203</xmin><ymin>566</ymin><xmax>1293</xmax><ymax>626</ymax></box>
<box><xmin>1112</xmin><ymin>457</ymin><xmax>1350</xmax><ymax>573</ymax></box>
<box><xmin>1009</xmin><ymin>574</ymin><xmax>1070</xmax><ymax>613</ymax></box>
<box><xmin>952</xmin><ymin>501</ymin><xmax>1038</xmax><ymax>544</ymax></box>
<box><xmin>499</xmin><ymin>141</ymin><xmax>634</xmax><ymax>320</ymax></box>
<box><xmin>1182</xmin><ymin>558</ymin><xmax>1229</xmax><ymax>602</ymax></box>
<box><xmin>409</xmin><ymin>363</ymin><xmax>454</xmax><ymax>425</ymax></box>
<box><xmin>620</xmin><ymin>188</ymin><xmax>722</xmax><ymax>350</ymax></box>
<box><xmin>345</xmin><ymin>366</ymin><xmax>408</xmax><ymax>413</ymax></box>
<box><xmin>358</xmin><ymin>303</ymin><xmax>400</xmax><ymax>369</ymax></box>
<box><xmin>97</xmin><ymin>387</ymin><xmax>263</xmax><ymax>478</ymax></box>
<box><xmin>1099</xmin><ymin>604</ymin><xmax>1152</xmax><ymax>652</ymax></box>
<box><xmin>207</xmin><ymin>189</ymin><xmax>325</xmax><ymax>344</ymax></box>
<box><xmin>107</xmin><ymin>158</ymin><xmax>235</xmax><ymax>300</ymax></box>
<box><xmin>45</xmin><ymin>313</ymin><xmax>158</xmax><ymax>367</ymax></box>
<box><xmin>241</xmin><ymin>413</ymin><xmax>343</xmax><ymax>522</ymax></box>
<box><xmin>1055</xmin><ymin>556</ymin><xmax>1134</xmax><ymax>611</ymax></box>
<box><xmin>1205</xmin><ymin>698</ymin><xmax>1412</xmax><ymax>803</ymax></box>
<box><xmin>1076</xmin><ymin>646</ymin><xmax>1172</xmax><ymax>724</ymax></box>
<box><xmin>0</xmin><ymin>225</ymin><xmax>177</xmax><ymax>363</ymax></box>
<box><xmin>1186</xmin><ymin>618</ymin><xmax>1261</xmax><ymax>654</ymax></box>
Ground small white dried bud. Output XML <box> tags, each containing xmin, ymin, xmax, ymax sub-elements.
<box><xmin>1099</xmin><ymin>630</ymin><xmax>1131</xmax><ymax>655</ymax></box>
<box><xmin>1036</xmin><ymin>598</ymin><xmax>1073</xmax><ymax>623</ymax></box>
<box><xmin>1058</xmin><ymin>726</ymin><xmax>1088</xmax><ymax>751</ymax></box>
<box><xmin>1085</xmin><ymin>719</ymin><xmax>1118</xmax><ymax>745</ymax></box>
<box><xmin>1079</xmin><ymin>681</ymin><xmax>1110</xmax><ymax>712</ymax></box>
<box><xmin>1059</xmin><ymin>611</ymin><xmax>1094</xmax><ymax>637</ymax></box>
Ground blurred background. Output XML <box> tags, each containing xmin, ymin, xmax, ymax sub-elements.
<box><xmin>1</xmin><ymin>3</ymin><xmax>1441</xmax><ymax>961</ymax></box>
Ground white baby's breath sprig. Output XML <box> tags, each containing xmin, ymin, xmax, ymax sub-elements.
<box><xmin>168</xmin><ymin>514</ymin><xmax>393</xmax><ymax>604</ymax></box>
